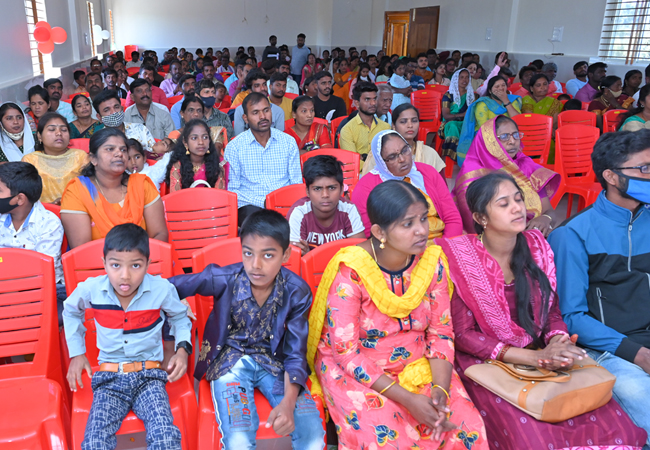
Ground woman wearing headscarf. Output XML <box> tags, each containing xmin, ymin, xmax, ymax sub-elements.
<box><xmin>0</xmin><ymin>102</ymin><xmax>36</xmax><ymax>163</ymax></box>
<box><xmin>439</xmin><ymin>69</ymin><xmax>476</xmax><ymax>162</ymax></box>
<box><xmin>352</xmin><ymin>130</ymin><xmax>463</xmax><ymax>244</ymax></box>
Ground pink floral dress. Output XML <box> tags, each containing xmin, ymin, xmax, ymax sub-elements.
<box><xmin>315</xmin><ymin>256</ymin><xmax>487</xmax><ymax>449</ymax></box>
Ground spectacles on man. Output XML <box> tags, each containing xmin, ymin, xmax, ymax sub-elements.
<box><xmin>496</xmin><ymin>131</ymin><xmax>524</xmax><ymax>142</ymax></box>
<box><xmin>383</xmin><ymin>145</ymin><xmax>412</xmax><ymax>163</ymax></box>
<box><xmin>613</xmin><ymin>164</ymin><xmax>650</xmax><ymax>174</ymax></box>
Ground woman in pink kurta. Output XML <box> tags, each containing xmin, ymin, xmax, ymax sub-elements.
<box><xmin>314</xmin><ymin>179</ymin><xmax>487</xmax><ymax>450</ymax></box>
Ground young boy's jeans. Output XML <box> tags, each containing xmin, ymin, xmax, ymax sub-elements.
<box><xmin>210</xmin><ymin>355</ymin><xmax>325</xmax><ymax>449</ymax></box>
<box><xmin>82</xmin><ymin>368</ymin><xmax>182</xmax><ymax>450</ymax></box>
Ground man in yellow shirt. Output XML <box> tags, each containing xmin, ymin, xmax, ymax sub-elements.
<box><xmin>268</xmin><ymin>73</ymin><xmax>293</xmax><ymax>120</ymax></box>
<box><xmin>339</xmin><ymin>81</ymin><xmax>390</xmax><ymax>163</ymax></box>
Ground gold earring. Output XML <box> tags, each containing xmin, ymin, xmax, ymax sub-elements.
<box><xmin>185</xmin><ymin>146</ymin><xmax>190</xmax><ymax>155</ymax></box>
<box><xmin>379</xmin><ymin>238</ymin><xmax>385</xmax><ymax>250</ymax></box>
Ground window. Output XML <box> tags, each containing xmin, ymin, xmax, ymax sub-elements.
<box><xmin>599</xmin><ymin>0</ymin><xmax>650</xmax><ymax>64</ymax></box>
<box><xmin>24</xmin><ymin>0</ymin><xmax>52</xmax><ymax>76</ymax></box>
<box><xmin>87</xmin><ymin>1</ymin><xmax>97</xmax><ymax>57</ymax></box>
<box><xmin>109</xmin><ymin>9</ymin><xmax>115</xmax><ymax>45</ymax></box>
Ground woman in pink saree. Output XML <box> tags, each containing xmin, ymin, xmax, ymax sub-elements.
<box><xmin>453</xmin><ymin>115</ymin><xmax>560</xmax><ymax>236</ymax></box>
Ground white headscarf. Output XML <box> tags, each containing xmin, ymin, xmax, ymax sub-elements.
<box><xmin>448</xmin><ymin>68</ymin><xmax>476</xmax><ymax>108</ymax></box>
<box><xmin>0</xmin><ymin>102</ymin><xmax>35</xmax><ymax>161</ymax></box>
<box><xmin>369</xmin><ymin>130</ymin><xmax>427</xmax><ymax>194</ymax></box>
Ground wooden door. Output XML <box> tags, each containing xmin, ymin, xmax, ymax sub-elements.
<box><xmin>407</xmin><ymin>6</ymin><xmax>439</xmax><ymax>57</ymax></box>
<box><xmin>383</xmin><ymin>11</ymin><xmax>410</xmax><ymax>56</ymax></box>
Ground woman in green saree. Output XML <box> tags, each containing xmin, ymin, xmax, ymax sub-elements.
<box><xmin>438</xmin><ymin>68</ymin><xmax>475</xmax><ymax>161</ymax></box>
<box><xmin>521</xmin><ymin>73</ymin><xmax>563</xmax><ymax>122</ymax></box>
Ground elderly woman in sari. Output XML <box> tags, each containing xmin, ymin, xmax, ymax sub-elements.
<box><xmin>521</xmin><ymin>74</ymin><xmax>563</xmax><ymax>123</ymax></box>
<box><xmin>439</xmin><ymin>68</ymin><xmax>476</xmax><ymax>162</ymax></box>
<box><xmin>352</xmin><ymin>130</ymin><xmax>463</xmax><ymax>244</ymax></box>
<box><xmin>0</xmin><ymin>102</ymin><xmax>35</xmax><ymax>163</ymax></box>
<box><xmin>436</xmin><ymin>171</ymin><xmax>647</xmax><ymax>450</ymax></box>
<box><xmin>453</xmin><ymin>115</ymin><xmax>560</xmax><ymax>236</ymax></box>
<box><xmin>457</xmin><ymin>76</ymin><xmax>521</xmax><ymax>165</ymax></box>
<box><xmin>311</xmin><ymin>180</ymin><xmax>487</xmax><ymax>450</ymax></box>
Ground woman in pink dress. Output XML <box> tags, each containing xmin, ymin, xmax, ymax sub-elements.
<box><xmin>436</xmin><ymin>171</ymin><xmax>647</xmax><ymax>450</ymax></box>
<box><xmin>309</xmin><ymin>180</ymin><xmax>488</xmax><ymax>450</ymax></box>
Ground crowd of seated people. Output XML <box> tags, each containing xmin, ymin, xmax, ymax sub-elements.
<box><xmin>3</xmin><ymin>37</ymin><xmax>650</xmax><ymax>450</ymax></box>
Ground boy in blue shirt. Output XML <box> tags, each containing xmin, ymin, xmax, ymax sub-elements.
<box><xmin>63</xmin><ymin>223</ymin><xmax>193</xmax><ymax>450</ymax></box>
<box><xmin>170</xmin><ymin>210</ymin><xmax>325</xmax><ymax>449</ymax></box>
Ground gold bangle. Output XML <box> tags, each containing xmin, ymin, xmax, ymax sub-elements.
<box><xmin>433</xmin><ymin>384</ymin><xmax>450</xmax><ymax>400</ymax></box>
<box><xmin>542</xmin><ymin>214</ymin><xmax>553</xmax><ymax>221</ymax></box>
<box><xmin>379</xmin><ymin>380</ymin><xmax>396</xmax><ymax>395</ymax></box>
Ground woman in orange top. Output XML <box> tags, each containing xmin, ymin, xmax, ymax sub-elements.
<box><xmin>164</xmin><ymin>119</ymin><xmax>226</xmax><ymax>192</ymax></box>
<box><xmin>284</xmin><ymin>96</ymin><xmax>332</xmax><ymax>154</ymax></box>
<box><xmin>60</xmin><ymin>127</ymin><xmax>168</xmax><ymax>248</ymax></box>
<box><xmin>333</xmin><ymin>59</ymin><xmax>354</xmax><ymax>112</ymax></box>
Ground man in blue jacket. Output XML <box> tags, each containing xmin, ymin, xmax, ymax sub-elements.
<box><xmin>549</xmin><ymin>130</ymin><xmax>650</xmax><ymax>443</ymax></box>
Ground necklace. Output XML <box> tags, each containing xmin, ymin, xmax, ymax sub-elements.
<box><xmin>370</xmin><ymin>238</ymin><xmax>410</xmax><ymax>270</ymax></box>
<box><xmin>95</xmin><ymin>176</ymin><xmax>125</xmax><ymax>202</ymax></box>
<box><xmin>192</xmin><ymin>163</ymin><xmax>203</xmax><ymax>173</ymax></box>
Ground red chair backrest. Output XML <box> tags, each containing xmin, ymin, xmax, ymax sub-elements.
<box><xmin>410</xmin><ymin>90</ymin><xmax>442</xmax><ymax>123</ymax></box>
<box><xmin>581</xmin><ymin>101</ymin><xmax>589</xmax><ymax>111</ymax></box>
<box><xmin>221</xmin><ymin>73</ymin><xmax>232</xmax><ymax>81</ymax></box>
<box><xmin>300</xmin><ymin>238</ymin><xmax>366</xmax><ymax>299</ymax></box>
<box><xmin>512</xmin><ymin>113</ymin><xmax>553</xmax><ymax>165</ymax></box>
<box><xmin>509</xmin><ymin>82</ymin><xmax>523</xmax><ymax>93</ymax></box>
<box><xmin>284</xmin><ymin>117</ymin><xmax>328</xmax><ymax>129</ymax></box>
<box><xmin>69</xmin><ymin>138</ymin><xmax>90</xmax><ymax>153</ymax></box>
<box><xmin>603</xmin><ymin>109</ymin><xmax>626</xmax><ymax>133</ymax></box>
<box><xmin>300</xmin><ymin>149</ymin><xmax>361</xmax><ymax>192</ymax></box>
<box><xmin>554</xmin><ymin>125</ymin><xmax>600</xmax><ymax>183</ymax></box>
<box><xmin>426</xmin><ymin>84</ymin><xmax>449</xmax><ymax>95</ymax></box>
<box><xmin>0</xmin><ymin>249</ymin><xmax>59</xmax><ymax>380</ymax></box>
<box><xmin>168</xmin><ymin>94</ymin><xmax>184</xmax><ymax>106</ymax></box>
<box><xmin>330</xmin><ymin>115</ymin><xmax>347</xmax><ymax>145</ymax></box>
<box><xmin>265</xmin><ymin>184</ymin><xmax>307</xmax><ymax>218</ymax></box>
<box><xmin>127</xmin><ymin>67</ymin><xmax>140</xmax><ymax>77</ymax></box>
<box><xmin>162</xmin><ymin>189</ymin><xmax>238</xmax><ymax>269</ymax></box>
<box><xmin>42</xmin><ymin>203</ymin><xmax>68</xmax><ymax>254</ymax></box>
<box><xmin>285</xmin><ymin>93</ymin><xmax>298</xmax><ymax>100</ymax></box>
<box><xmin>558</xmin><ymin>110</ymin><xmax>598</xmax><ymax>128</ymax></box>
<box><xmin>191</xmin><ymin>238</ymin><xmax>301</xmax><ymax>341</ymax></box>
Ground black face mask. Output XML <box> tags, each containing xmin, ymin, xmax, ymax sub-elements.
<box><xmin>0</xmin><ymin>195</ymin><xmax>18</xmax><ymax>214</ymax></box>
<box><xmin>200</xmin><ymin>96</ymin><xmax>216</xmax><ymax>108</ymax></box>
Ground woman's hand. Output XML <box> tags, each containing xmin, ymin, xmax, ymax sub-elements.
<box><xmin>537</xmin><ymin>334</ymin><xmax>587</xmax><ymax>370</ymax></box>
<box><xmin>496</xmin><ymin>52</ymin><xmax>508</xmax><ymax>68</ymax></box>
<box><xmin>526</xmin><ymin>214</ymin><xmax>553</xmax><ymax>237</ymax></box>
<box><xmin>495</xmin><ymin>90</ymin><xmax>511</xmax><ymax>105</ymax></box>
<box><xmin>406</xmin><ymin>393</ymin><xmax>447</xmax><ymax>430</ymax></box>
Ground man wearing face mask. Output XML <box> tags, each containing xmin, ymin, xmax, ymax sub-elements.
<box><xmin>196</xmin><ymin>79</ymin><xmax>234</xmax><ymax>141</ymax></box>
<box><xmin>92</xmin><ymin>89</ymin><xmax>170</xmax><ymax>159</ymax></box>
<box><xmin>549</xmin><ymin>130</ymin><xmax>650</xmax><ymax>446</ymax></box>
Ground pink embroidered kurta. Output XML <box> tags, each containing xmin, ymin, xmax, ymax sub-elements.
<box><xmin>315</xmin><ymin>256</ymin><xmax>487</xmax><ymax>449</ymax></box>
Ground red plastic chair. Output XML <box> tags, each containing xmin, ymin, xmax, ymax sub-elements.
<box><xmin>162</xmin><ymin>189</ymin><xmax>238</xmax><ymax>270</ymax></box>
<box><xmin>168</xmin><ymin>94</ymin><xmax>184</xmax><ymax>107</ymax></box>
<box><xmin>558</xmin><ymin>110</ymin><xmax>598</xmax><ymax>128</ymax></box>
<box><xmin>127</xmin><ymin>67</ymin><xmax>140</xmax><ymax>77</ymax></box>
<box><xmin>551</xmin><ymin>125</ymin><xmax>602</xmax><ymax>217</ymax></box>
<box><xmin>284</xmin><ymin>117</ymin><xmax>327</xmax><ymax>129</ymax></box>
<box><xmin>300</xmin><ymin>148</ymin><xmax>361</xmax><ymax>193</ymax></box>
<box><xmin>410</xmin><ymin>90</ymin><xmax>443</xmax><ymax>141</ymax></box>
<box><xmin>512</xmin><ymin>113</ymin><xmax>553</xmax><ymax>166</ymax></box>
<box><xmin>265</xmin><ymin>184</ymin><xmax>307</xmax><ymax>217</ymax></box>
<box><xmin>285</xmin><ymin>92</ymin><xmax>298</xmax><ymax>100</ymax></box>
<box><xmin>603</xmin><ymin>109</ymin><xmax>627</xmax><ymax>133</ymax></box>
<box><xmin>300</xmin><ymin>238</ymin><xmax>366</xmax><ymax>299</ymax></box>
<box><xmin>581</xmin><ymin>101</ymin><xmax>590</xmax><ymax>111</ymax></box>
<box><xmin>426</xmin><ymin>84</ymin><xmax>449</xmax><ymax>95</ymax></box>
<box><xmin>0</xmin><ymin>249</ymin><xmax>70</xmax><ymax>449</ymax></box>
<box><xmin>221</xmin><ymin>73</ymin><xmax>232</xmax><ymax>81</ymax></box>
<box><xmin>42</xmin><ymin>203</ymin><xmax>68</xmax><ymax>254</ymax></box>
<box><xmin>190</xmin><ymin>239</ymin><xmax>316</xmax><ymax>450</ymax></box>
<box><xmin>69</xmin><ymin>138</ymin><xmax>90</xmax><ymax>153</ymax></box>
<box><xmin>330</xmin><ymin>115</ymin><xmax>347</xmax><ymax>146</ymax></box>
<box><xmin>62</xmin><ymin>239</ymin><xmax>198</xmax><ymax>450</ymax></box>
<box><xmin>509</xmin><ymin>82</ymin><xmax>523</xmax><ymax>93</ymax></box>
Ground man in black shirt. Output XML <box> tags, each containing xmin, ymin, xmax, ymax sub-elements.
<box><xmin>262</xmin><ymin>35</ymin><xmax>280</xmax><ymax>61</ymax></box>
<box><xmin>313</xmin><ymin>71</ymin><xmax>347</xmax><ymax>121</ymax></box>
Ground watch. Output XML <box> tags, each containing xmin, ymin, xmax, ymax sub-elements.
<box><xmin>176</xmin><ymin>341</ymin><xmax>193</xmax><ymax>355</ymax></box>
<box><xmin>503</xmin><ymin>101</ymin><xmax>512</xmax><ymax>107</ymax></box>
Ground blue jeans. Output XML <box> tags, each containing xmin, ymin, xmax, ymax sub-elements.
<box><xmin>82</xmin><ymin>368</ymin><xmax>181</xmax><ymax>450</ymax></box>
<box><xmin>210</xmin><ymin>356</ymin><xmax>325</xmax><ymax>450</ymax></box>
<box><xmin>587</xmin><ymin>349</ymin><xmax>650</xmax><ymax>449</ymax></box>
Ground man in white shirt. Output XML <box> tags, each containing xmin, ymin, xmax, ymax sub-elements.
<box><xmin>44</xmin><ymin>78</ymin><xmax>76</xmax><ymax>123</ymax></box>
<box><xmin>566</xmin><ymin>61</ymin><xmax>589</xmax><ymax>97</ymax></box>
<box><xmin>126</xmin><ymin>50</ymin><xmax>141</xmax><ymax>69</ymax></box>
<box><xmin>266</xmin><ymin>60</ymin><xmax>299</xmax><ymax>95</ymax></box>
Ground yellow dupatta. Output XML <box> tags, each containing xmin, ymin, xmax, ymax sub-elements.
<box><xmin>307</xmin><ymin>245</ymin><xmax>454</xmax><ymax>397</ymax></box>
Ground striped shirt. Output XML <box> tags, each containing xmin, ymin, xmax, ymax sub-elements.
<box><xmin>225</xmin><ymin>128</ymin><xmax>302</xmax><ymax>208</ymax></box>
<box><xmin>63</xmin><ymin>274</ymin><xmax>192</xmax><ymax>363</ymax></box>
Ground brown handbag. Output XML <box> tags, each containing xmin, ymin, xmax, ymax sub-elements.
<box><xmin>464</xmin><ymin>356</ymin><xmax>615</xmax><ymax>423</ymax></box>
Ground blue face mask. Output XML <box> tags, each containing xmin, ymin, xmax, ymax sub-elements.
<box><xmin>615</xmin><ymin>171</ymin><xmax>650</xmax><ymax>204</ymax></box>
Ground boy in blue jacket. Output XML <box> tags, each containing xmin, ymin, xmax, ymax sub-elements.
<box><xmin>170</xmin><ymin>209</ymin><xmax>325</xmax><ymax>449</ymax></box>
<box><xmin>549</xmin><ymin>129</ymin><xmax>650</xmax><ymax>444</ymax></box>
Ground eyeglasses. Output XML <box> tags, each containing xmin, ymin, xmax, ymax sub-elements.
<box><xmin>382</xmin><ymin>145</ymin><xmax>412</xmax><ymax>163</ymax></box>
<box><xmin>496</xmin><ymin>132</ymin><xmax>524</xmax><ymax>142</ymax></box>
<box><xmin>613</xmin><ymin>164</ymin><xmax>650</xmax><ymax>174</ymax></box>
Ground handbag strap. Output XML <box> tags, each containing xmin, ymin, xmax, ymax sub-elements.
<box><xmin>487</xmin><ymin>360</ymin><xmax>571</xmax><ymax>382</ymax></box>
